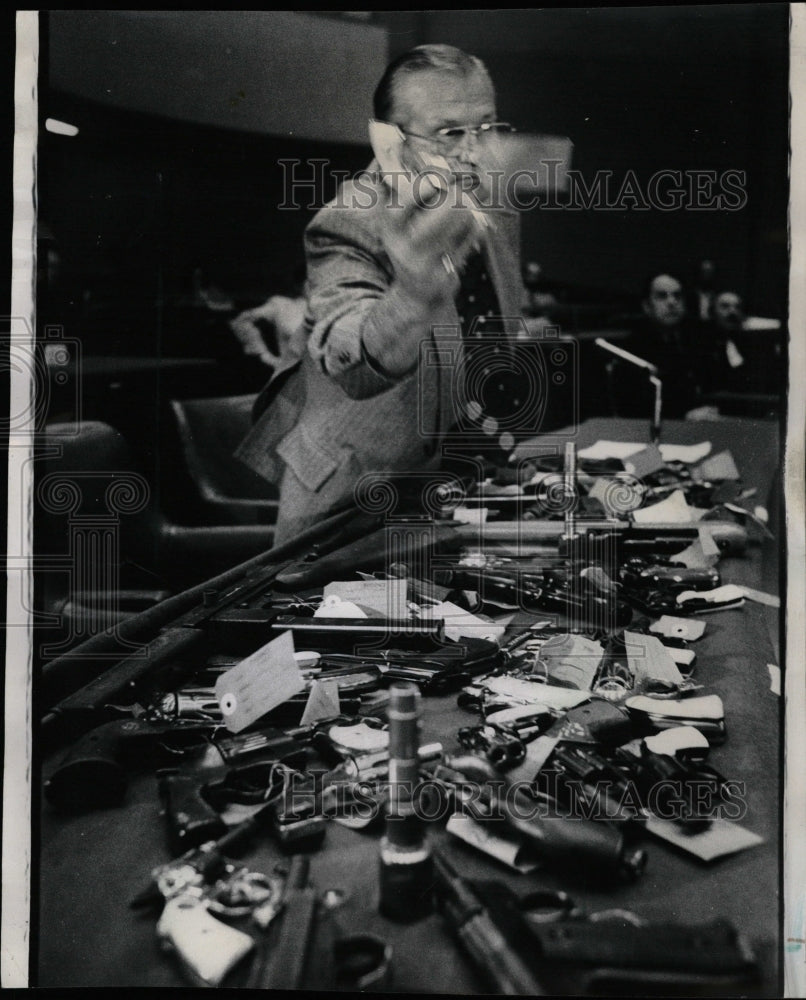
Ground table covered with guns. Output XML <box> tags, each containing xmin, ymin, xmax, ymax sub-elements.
<box><xmin>37</xmin><ymin>417</ymin><xmax>783</xmax><ymax>994</ymax></box>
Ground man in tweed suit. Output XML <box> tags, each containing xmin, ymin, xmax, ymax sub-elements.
<box><xmin>236</xmin><ymin>45</ymin><xmax>528</xmax><ymax>543</ymax></box>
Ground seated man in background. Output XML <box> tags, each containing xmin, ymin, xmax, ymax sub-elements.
<box><xmin>605</xmin><ymin>271</ymin><xmax>712</xmax><ymax>420</ymax></box>
<box><xmin>709</xmin><ymin>290</ymin><xmax>747</xmax><ymax>390</ymax></box>
<box><xmin>235</xmin><ymin>45</ymin><xmax>529</xmax><ymax>543</ymax></box>
<box><xmin>704</xmin><ymin>290</ymin><xmax>783</xmax><ymax>402</ymax></box>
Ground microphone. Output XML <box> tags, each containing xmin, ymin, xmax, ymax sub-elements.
<box><xmin>595</xmin><ymin>338</ymin><xmax>663</xmax><ymax>445</ymax></box>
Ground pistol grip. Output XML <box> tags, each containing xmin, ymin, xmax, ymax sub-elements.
<box><xmin>44</xmin><ymin>720</ymin><xmax>129</xmax><ymax>810</ymax></box>
<box><xmin>159</xmin><ymin>772</ymin><xmax>227</xmax><ymax>855</ymax></box>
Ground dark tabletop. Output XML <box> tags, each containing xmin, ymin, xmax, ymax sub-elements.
<box><xmin>36</xmin><ymin>417</ymin><xmax>784</xmax><ymax>993</ymax></box>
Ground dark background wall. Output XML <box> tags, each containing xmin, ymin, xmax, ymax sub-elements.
<box><xmin>40</xmin><ymin>6</ymin><xmax>790</xmax><ymax>356</ymax></box>
<box><xmin>386</xmin><ymin>6</ymin><xmax>789</xmax><ymax>316</ymax></box>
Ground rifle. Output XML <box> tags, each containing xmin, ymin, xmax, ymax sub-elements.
<box><xmin>40</xmin><ymin>511</ymin><xmax>746</xmax><ymax>748</ymax></box>
<box><xmin>273</xmin><ymin>517</ymin><xmax>748</xmax><ymax>590</ymax></box>
<box><xmin>39</xmin><ymin>506</ymin><xmax>383</xmax><ymax>747</ymax></box>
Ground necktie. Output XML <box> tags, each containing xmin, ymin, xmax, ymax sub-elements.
<box><xmin>451</xmin><ymin>250</ymin><xmax>522</xmax><ymax>462</ymax></box>
<box><xmin>454</xmin><ymin>250</ymin><xmax>502</xmax><ymax>338</ymax></box>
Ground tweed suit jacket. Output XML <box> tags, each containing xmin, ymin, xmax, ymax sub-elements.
<box><xmin>235</xmin><ymin>166</ymin><xmax>526</xmax><ymax>500</ymax></box>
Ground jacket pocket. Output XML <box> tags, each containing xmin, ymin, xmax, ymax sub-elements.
<box><xmin>276</xmin><ymin>424</ymin><xmax>349</xmax><ymax>493</ymax></box>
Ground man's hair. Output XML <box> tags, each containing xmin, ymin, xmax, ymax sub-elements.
<box><xmin>714</xmin><ymin>289</ymin><xmax>744</xmax><ymax>306</ymax></box>
<box><xmin>641</xmin><ymin>271</ymin><xmax>685</xmax><ymax>301</ymax></box>
<box><xmin>373</xmin><ymin>44</ymin><xmax>490</xmax><ymax>123</ymax></box>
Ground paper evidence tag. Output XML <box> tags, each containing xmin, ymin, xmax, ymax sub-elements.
<box><xmin>650</xmin><ymin>615</ymin><xmax>707</xmax><ymax>641</ymax></box>
<box><xmin>215</xmin><ymin>630</ymin><xmax>304</xmax><ymax>733</ymax></box>
<box><xmin>426</xmin><ymin>601</ymin><xmax>506</xmax><ymax>642</ymax></box>
<box><xmin>453</xmin><ymin>506</ymin><xmax>489</xmax><ymax>524</ymax></box>
<box><xmin>695</xmin><ymin>450</ymin><xmax>741</xmax><ymax>481</ymax></box>
<box><xmin>299</xmin><ymin>679</ymin><xmax>341</xmax><ymax>725</ymax></box>
<box><xmin>666</xmin><ymin>646</ymin><xmax>696</xmax><ymax>669</ymax></box>
<box><xmin>645</xmin><ymin>816</ymin><xmax>763</xmax><ymax>861</ymax></box>
<box><xmin>328</xmin><ymin>722</ymin><xmax>389</xmax><ymax>754</ymax></box>
<box><xmin>659</xmin><ymin>442</ymin><xmax>712</xmax><ymax>465</ymax></box>
<box><xmin>673</xmin><ymin>528</ymin><xmax>721</xmax><ymax>569</ymax></box>
<box><xmin>323</xmin><ymin>579</ymin><xmax>408</xmax><ymax>618</ymax></box>
<box><xmin>623</xmin><ymin>630</ymin><xmax>684</xmax><ymax>686</ymax></box>
<box><xmin>484</xmin><ymin>676</ymin><xmax>590</xmax><ymax>712</ymax></box>
<box><xmin>676</xmin><ymin>584</ymin><xmax>747</xmax><ymax>611</ymax></box>
<box><xmin>623</xmin><ymin>444</ymin><xmax>664</xmax><ymax>478</ymax></box>
<box><xmin>539</xmin><ymin>633</ymin><xmax>604</xmax><ymax>690</ymax></box>
<box><xmin>633</xmin><ymin>490</ymin><xmax>698</xmax><ymax>525</ymax></box>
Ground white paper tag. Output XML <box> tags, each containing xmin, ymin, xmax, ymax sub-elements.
<box><xmin>725</xmin><ymin>339</ymin><xmax>745</xmax><ymax>368</ymax></box>
<box><xmin>696</xmin><ymin>450</ymin><xmax>741</xmax><ymax>481</ymax></box>
<box><xmin>314</xmin><ymin>595</ymin><xmax>368</xmax><ymax>618</ymax></box>
<box><xmin>215</xmin><ymin>630</ymin><xmax>304</xmax><ymax>733</ymax></box>
<box><xmin>644</xmin><ymin>726</ymin><xmax>709</xmax><ymax>756</ymax></box>
<box><xmin>426</xmin><ymin>601</ymin><xmax>506</xmax><ymax>641</ymax></box>
<box><xmin>672</xmin><ymin>528</ymin><xmax>721</xmax><ymax>568</ymax></box>
<box><xmin>645</xmin><ymin>816</ymin><xmax>763</xmax><ymax>860</ymax></box>
<box><xmin>623</xmin><ymin>630</ymin><xmax>684</xmax><ymax>685</ymax></box>
<box><xmin>453</xmin><ymin>506</ymin><xmax>489</xmax><ymax>524</ymax></box>
<box><xmin>446</xmin><ymin>815</ymin><xmax>540</xmax><ymax>872</ymax></box>
<box><xmin>658</xmin><ymin>442</ymin><xmax>712</xmax><ymax>464</ymax></box>
<box><xmin>539</xmin><ymin>633</ymin><xmax>604</xmax><ymax>690</ymax></box>
<box><xmin>578</xmin><ymin>441</ymin><xmax>712</xmax><ymax>465</ymax></box>
<box><xmin>485</xmin><ymin>676</ymin><xmax>590</xmax><ymax>711</ymax></box>
<box><xmin>588</xmin><ymin>476</ymin><xmax>644</xmax><ymax>515</ymax></box>
<box><xmin>323</xmin><ymin>579</ymin><xmax>408</xmax><ymax>618</ymax></box>
<box><xmin>578</xmin><ymin>440</ymin><xmax>645</xmax><ymax>460</ymax></box>
<box><xmin>676</xmin><ymin>584</ymin><xmax>746</xmax><ymax>608</ymax></box>
<box><xmin>741</xmin><ymin>587</ymin><xmax>781</xmax><ymax>608</ymax></box>
<box><xmin>649</xmin><ymin>615</ymin><xmax>707</xmax><ymax>641</ymax></box>
<box><xmin>767</xmin><ymin>663</ymin><xmax>781</xmax><ymax>696</ymax></box>
<box><xmin>623</xmin><ymin>445</ymin><xmax>665</xmax><ymax>478</ymax></box>
<box><xmin>328</xmin><ymin>722</ymin><xmax>389</xmax><ymax>753</ymax></box>
<box><xmin>299</xmin><ymin>678</ymin><xmax>341</xmax><ymax>725</ymax></box>
<box><xmin>633</xmin><ymin>490</ymin><xmax>696</xmax><ymax>524</ymax></box>
<box><xmin>626</xmin><ymin>693</ymin><xmax>724</xmax><ymax>720</ymax></box>
<box><xmin>666</xmin><ymin>645</ymin><xmax>696</xmax><ymax>668</ymax></box>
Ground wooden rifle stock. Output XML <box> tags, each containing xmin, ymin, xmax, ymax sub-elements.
<box><xmin>40</xmin><ymin>507</ymin><xmax>382</xmax><ymax>746</ymax></box>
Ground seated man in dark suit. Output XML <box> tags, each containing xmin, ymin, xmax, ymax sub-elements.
<box><xmin>604</xmin><ymin>271</ymin><xmax>710</xmax><ymax>420</ymax></box>
<box><xmin>702</xmin><ymin>290</ymin><xmax>784</xmax><ymax>404</ymax></box>
<box><xmin>235</xmin><ymin>45</ymin><xmax>530</xmax><ymax>543</ymax></box>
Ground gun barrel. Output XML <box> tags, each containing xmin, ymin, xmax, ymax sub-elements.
<box><xmin>248</xmin><ymin>856</ymin><xmax>317</xmax><ymax>990</ymax></box>
<box><xmin>434</xmin><ymin>852</ymin><xmax>546</xmax><ymax>995</ymax></box>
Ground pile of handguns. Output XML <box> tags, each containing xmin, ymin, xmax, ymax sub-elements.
<box><xmin>40</xmin><ymin>444</ymin><xmax>770</xmax><ymax>992</ymax></box>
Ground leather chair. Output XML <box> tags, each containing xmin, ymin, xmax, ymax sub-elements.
<box><xmin>35</xmin><ymin>420</ymin><xmax>276</xmax><ymax>681</ymax></box>
<box><xmin>168</xmin><ymin>395</ymin><xmax>279</xmax><ymax>525</ymax></box>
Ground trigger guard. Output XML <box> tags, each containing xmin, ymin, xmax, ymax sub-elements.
<box><xmin>518</xmin><ymin>889</ymin><xmax>581</xmax><ymax>924</ymax></box>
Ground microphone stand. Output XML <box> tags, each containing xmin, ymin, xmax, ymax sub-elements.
<box><xmin>595</xmin><ymin>338</ymin><xmax>663</xmax><ymax>445</ymax></box>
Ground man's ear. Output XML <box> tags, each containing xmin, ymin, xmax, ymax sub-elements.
<box><xmin>641</xmin><ymin>298</ymin><xmax>652</xmax><ymax>317</ymax></box>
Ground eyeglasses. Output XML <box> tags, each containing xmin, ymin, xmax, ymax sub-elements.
<box><xmin>398</xmin><ymin>121</ymin><xmax>515</xmax><ymax>150</ymax></box>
